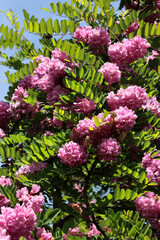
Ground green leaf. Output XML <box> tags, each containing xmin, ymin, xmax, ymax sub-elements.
<box><xmin>144</xmin><ymin>22</ymin><xmax>149</xmax><ymax>38</ymax></box>
<box><xmin>47</xmin><ymin>18</ymin><xmax>54</xmax><ymax>34</ymax></box>
<box><xmin>50</xmin><ymin>3</ymin><xmax>56</xmax><ymax>13</ymax></box>
<box><xmin>33</xmin><ymin>21</ymin><xmax>39</xmax><ymax>33</ymax></box>
<box><xmin>114</xmin><ymin>23</ymin><xmax>121</xmax><ymax>34</ymax></box>
<box><xmin>107</xmin><ymin>193</ymin><xmax>113</xmax><ymax>200</ymax></box>
<box><xmin>23</xmin><ymin>20</ymin><xmax>28</xmax><ymax>30</ymax></box>
<box><xmin>57</xmin><ymin>2</ymin><xmax>63</xmax><ymax>15</ymax></box>
<box><xmin>28</xmin><ymin>21</ymin><xmax>33</xmax><ymax>32</ymax></box>
<box><xmin>107</xmin><ymin>17</ymin><xmax>113</xmax><ymax>27</ymax></box>
<box><xmin>42</xmin><ymin>209</ymin><xmax>61</xmax><ymax>226</ymax></box>
<box><xmin>114</xmin><ymin>185</ymin><xmax>120</xmax><ymax>201</ymax></box>
<box><xmin>61</xmin><ymin>20</ymin><xmax>67</xmax><ymax>34</ymax></box>
<box><xmin>41</xmin><ymin>7</ymin><xmax>51</xmax><ymax>13</ymax></box>
<box><xmin>125</xmin><ymin>189</ymin><xmax>131</xmax><ymax>200</ymax></box>
<box><xmin>40</xmin><ymin>18</ymin><xmax>46</xmax><ymax>34</ymax></box>
<box><xmin>54</xmin><ymin>19</ymin><xmax>60</xmax><ymax>34</ymax></box>
<box><xmin>156</xmin><ymin>22</ymin><xmax>160</xmax><ymax>35</ymax></box>
<box><xmin>120</xmin><ymin>18</ymin><xmax>126</xmax><ymax>30</ymax></box>
<box><xmin>139</xmin><ymin>172</ymin><xmax>146</xmax><ymax>183</ymax></box>
<box><xmin>94</xmin><ymin>116</ymin><xmax>100</xmax><ymax>127</ymax></box>
<box><xmin>120</xmin><ymin>188</ymin><xmax>126</xmax><ymax>200</ymax></box>
<box><xmin>69</xmin><ymin>20</ymin><xmax>75</xmax><ymax>33</ymax></box>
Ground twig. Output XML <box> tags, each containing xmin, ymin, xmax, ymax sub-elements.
<box><xmin>83</xmin><ymin>160</ymin><xmax>110</xmax><ymax>239</ymax></box>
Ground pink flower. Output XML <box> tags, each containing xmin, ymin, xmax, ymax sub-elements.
<box><xmin>0</xmin><ymin>227</ymin><xmax>11</xmax><ymax>240</ymax></box>
<box><xmin>58</xmin><ymin>141</ymin><xmax>88</xmax><ymax>167</ymax></box>
<box><xmin>135</xmin><ymin>192</ymin><xmax>160</xmax><ymax>231</ymax></box>
<box><xmin>0</xmin><ymin>176</ymin><xmax>12</xmax><ymax>187</ymax></box>
<box><xmin>0</xmin><ymin>129</ymin><xmax>6</xmax><ymax>139</ymax></box>
<box><xmin>88</xmin><ymin>224</ymin><xmax>100</xmax><ymax>238</ymax></box>
<box><xmin>16</xmin><ymin>187</ymin><xmax>44</xmax><ymax>213</ymax></box>
<box><xmin>97</xmin><ymin>138</ymin><xmax>121</xmax><ymax>162</ymax></box>
<box><xmin>73</xmin><ymin>98</ymin><xmax>96</xmax><ymax>114</ymax></box>
<box><xmin>0</xmin><ymin>194</ymin><xmax>10</xmax><ymax>209</ymax></box>
<box><xmin>74</xmin><ymin>26</ymin><xmax>111</xmax><ymax>54</ymax></box>
<box><xmin>76</xmin><ymin>118</ymin><xmax>95</xmax><ymax>138</ymax></box>
<box><xmin>113</xmin><ymin>106</ymin><xmax>137</xmax><ymax>131</ymax></box>
<box><xmin>125</xmin><ymin>19</ymin><xmax>139</xmax><ymax>35</ymax></box>
<box><xmin>106</xmin><ymin>86</ymin><xmax>148</xmax><ymax>111</ymax></box>
<box><xmin>15</xmin><ymin>162</ymin><xmax>47</xmax><ymax>177</ymax></box>
<box><xmin>108</xmin><ymin>36</ymin><xmax>150</xmax><ymax>70</ymax></box>
<box><xmin>0</xmin><ymin>101</ymin><xmax>10</xmax><ymax>130</ymax></box>
<box><xmin>30</xmin><ymin>184</ymin><xmax>41</xmax><ymax>194</ymax></box>
<box><xmin>142</xmin><ymin>96</ymin><xmax>160</xmax><ymax>118</ymax></box>
<box><xmin>0</xmin><ymin>204</ymin><xmax>37</xmax><ymax>240</ymax></box>
<box><xmin>99</xmin><ymin>62</ymin><xmax>121</xmax><ymax>85</ymax></box>
<box><xmin>142</xmin><ymin>151</ymin><xmax>160</xmax><ymax>185</ymax></box>
<box><xmin>36</xmin><ymin>227</ymin><xmax>53</xmax><ymax>240</ymax></box>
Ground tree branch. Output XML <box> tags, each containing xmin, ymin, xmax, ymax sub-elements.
<box><xmin>83</xmin><ymin>160</ymin><xmax>110</xmax><ymax>239</ymax></box>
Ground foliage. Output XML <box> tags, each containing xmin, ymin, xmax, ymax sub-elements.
<box><xmin>0</xmin><ymin>0</ymin><xmax>160</xmax><ymax>239</ymax></box>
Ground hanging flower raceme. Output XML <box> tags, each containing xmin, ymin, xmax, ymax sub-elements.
<box><xmin>0</xmin><ymin>129</ymin><xmax>6</xmax><ymax>139</ymax></box>
<box><xmin>142</xmin><ymin>151</ymin><xmax>160</xmax><ymax>185</ymax></box>
<box><xmin>125</xmin><ymin>19</ymin><xmax>139</xmax><ymax>35</ymax></box>
<box><xmin>0</xmin><ymin>101</ymin><xmax>10</xmax><ymax>131</ymax></box>
<box><xmin>135</xmin><ymin>192</ymin><xmax>160</xmax><ymax>232</ymax></box>
<box><xmin>15</xmin><ymin>162</ymin><xmax>47</xmax><ymax>177</ymax></box>
<box><xmin>108</xmin><ymin>36</ymin><xmax>150</xmax><ymax>70</ymax></box>
<box><xmin>142</xmin><ymin>96</ymin><xmax>160</xmax><ymax>118</ymax></box>
<box><xmin>99</xmin><ymin>62</ymin><xmax>121</xmax><ymax>85</ymax></box>
<box><xmin>0</xmin><ymin>204</ymin><xmax>37</xmax><ymax>240</ymax></box>
<box><xmin>73</xmin><ymin>26</ymin><xmax>111</xmax><ymax>54</ymax></box>
<box><xmin>16</xmin><ymin>185</ymin><xmax>44</xmax><ymax>213</ymax></box>
<box><xmin>106</xmin><ymin>85</ymin><xmax>148</xmax><ymax>111</ymax></box>
<box><xmin>36</xmin><ymin>227</ymin><xmax>53</xmax><ymax>240</ymax></box>
<box><xmin>58</xmin><ymin>141</ymin><xmax>88</xmax><ymax>167</ymax></box>
<box><xmin>72</xmin><ymin>97</ymin><xmax>96</xmax><ymax>114</ymax></box>
<box><xmin>97</xmin><ymin>138</ymin><xmax>121</xmax><ymax>162</ymax></box>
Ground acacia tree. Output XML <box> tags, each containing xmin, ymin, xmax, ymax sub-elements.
<box><xmin>0</xmin><ymin>0</ymin><xmax>160</xmax><ymax>239</ymax></box>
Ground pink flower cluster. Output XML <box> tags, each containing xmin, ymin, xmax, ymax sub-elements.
<box><xmin>63</xmin><ymin>227</ymin><xmax>84</xmax><ymax>239</ymax></box>
<box><xmin>72</xmin><ymin>97</ymin><xmax>96</xmax><ymax>114</ymax></box>
<box><xmin>0</xmin><ymin>176</ymin><xmax>12</xmax><ymax>187</ymax></box>
<box><xmin>144</xmin><ymin>13</ymin><xmax>160</xmax><ymax>23</ymax></box>
<box><xmin>73</xmin><ymin>26</ymin><xmax>111</xmax><ymax>54</ymax></box>
<box><xmin>0</xmin><ymin>176</ymin><xmax>12</xmax><ymax>209</ymax></box>
<box><xmin>156</xmin><ymin>0</ymin><xmax>160</xmax><ymax>8</ymax></box>
<box><xmin>36</xmin><ymin>227</ymin><xmax>53</xmax><ymax>240</ymax></box>
<box><xmin>99</xmin><ymin>62</ymin><xmax>121</xmax><ymax>85</ymax></box>
<box><xmin>108</xmin><ymin>36</ymin><xmax>150</xmax><ymax>70</ymax></box>
<box><xmin>58</xmin><ymin>141</ymin><xmax>88</xmax><ymax>167</ymax></box>
<box><xmin>0</xmin><ymin>227</ymin><xmax>11</xmax><ymax>240</ymax></box>
<box><xmin>10</xmin><ymin>86</ymin><xmax>40</xmax><ymax>120</ymax></box>
<box><xmin>11</xmin><ymin>48</ymin><xmax>73</xmax><ymax>120</ymax></box>
<box><xmin>146</xmin><ymin>50</ymin><xmax>160</xmax><ymax>64</ymax></box>
<box><xmin>0</xmin><ymin>204</ymin><xmax>37</xmax><ymax>240</ymax></box>
<box><xmin>125</xmin><ymin>19</ymin><xmax>139</xmax><ymax>35</ymax></box>
<box><xmin>15</xmin><ymin>162</ymin><xmax>47</xmax><ymax>177</ymax></box>
<box><xmin>0</xmin><ymin>194</ymin><xmax>10</xmax><ymax>209</ymax></box>
<box><xmin>135</xmin><ymin>192</ymin><xmax>160</xmax><ymax>231</ymax></box>
<box><xmin>76</xmin><ymin>106</ymin><xmax>137</xmax><ymax>140</ymax></box>
<box><xmin>0</xmin><ymin>101</ymin><xmax>10</xmax><ymax>134</ymax></box>
<box><xmin>16</xmin><ymin>185</ymin><xmax>44</xmax><ymax>213</ymax></box>
<box><xmin>88</xmin><ymin>224</ymin><xmax>100</xmax><ymax>238</ymax></box>
<box><xmin>97</xmin><ymin>138</ymin><xmax>121</xmax><ymax>162</ymax></box>
<box><xmin>114</xmin><ymin>107</ymin><xmax>137</xmax><ymax>131</ymax></box>
<box><xmin>106</xmin><ymin>86</ymin><xmax>148</xmax><ymax>111</ymax></box>
<box><xmin>142</xmin><ymin>96</ymin><xmax>160</xmax><ymax>118</ymax></box>
<box><xmin>142</xmin><ymin>151</ymin><xmax>160</xmax><ymax>185</ymax></box>
<box><xmin>0</xmin><ymin>129</ymin><xmax>5</xmax><ymax>139</ymax></box>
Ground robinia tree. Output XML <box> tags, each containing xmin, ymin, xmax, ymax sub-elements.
<box><xmin>0</xmin><ymin>0</ymin><xmax>160</xmax><ymax>239</ymax></box>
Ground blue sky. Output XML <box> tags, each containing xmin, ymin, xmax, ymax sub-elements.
<box><xmin>0</xmin><ymin>0</ymin><xmax>120</xmax><ymax>101</ymax></box>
